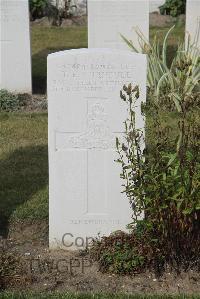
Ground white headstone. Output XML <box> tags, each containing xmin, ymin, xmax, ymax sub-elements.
<box><xmin>0</xmin><ymin>0</ymin><xmax>32</xmax><ymax>93</ymax></box>
<box><xmin>48</xmin><ymin>49</ymin><xmax>146</xmax><ymax>250</ymax></box>
<box><xmin>185</xmin><ymin>0</ymin><xmax>200</xmax><ymax>47</ymax></box>
<box><xmin>88</xmin><ymin>0</ymin><xmax>149</xmax><ymax>50</ymax></box>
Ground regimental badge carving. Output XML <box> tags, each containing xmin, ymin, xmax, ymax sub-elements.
<box><xmin>69</xmin><ymin>103</ymin><xmax>115</xmax><ymax>149</ymax></box>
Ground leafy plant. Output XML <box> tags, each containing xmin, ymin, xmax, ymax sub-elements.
<box><xmin>91</xmin><ymin>83</ymin><xmax>199</xmax><ymax>274</ymax></box>
<box><xmin>91</xmin><ymin>30</ymin><xmax>200</xmax><ymax>274</ymax></box>
<box><xmin>115</xmin><ymin>83</ymin><xmax>200</xmax><ymax>270</ymax></box>
<box><xmin>159</xmin><ymin>0</ymin><xmax>186</xmax><ymax>17</ymax></box>
<box><xmin>30</xmin><ymin>0</ymin><xmax>48</xmax><ymax>18</ymax></box>
<box><xmin>121</xmin><ymin>26</ymin><xmax>200</xmax><ymax>104</ymax></box>
<box><xmin>90</xmin><ymin>231</ymin><xmax>150</xmax><ymax>274</ymax></box>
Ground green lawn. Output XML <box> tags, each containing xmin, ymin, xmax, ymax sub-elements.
<box><xmin>0</xmin><ymin>113</ymin><xmax>48</xmax><ymax>236</ymax></box>
<box><xmin>0</xmin><ymin>293</ymin><xmax>199</xmax><ymax>299</ymax></box>
<box><xmin>31</xmin><ymin>24</ymin><xmax>184</xmax><ymax>94</ymax></box>
<box><xmin>31</xmin><ymin>26</ymin><xmax>87</xmax><ymax>93</ymax></box>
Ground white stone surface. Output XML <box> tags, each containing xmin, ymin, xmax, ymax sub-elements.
<box><xmin>185</xmin><ymin>0</ymin><xmax>200</xmax><ymax>47</ymax></box>
<box><xmin>48</xmin><ymin>49</ymin><xmax>146</xmax><ymax>250</ymax></box>
<box><xmin>88</xmin><ymin>0</ymin><xmax>149</xmax><ymax>50</ymax></box>
<box><xmin>0</xmin><ymin>0</ymin><xmax>32</xmax><ymax>93</ymax></box>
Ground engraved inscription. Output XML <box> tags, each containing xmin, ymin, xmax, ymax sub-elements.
<box><xmin>51</xmin><ymin>62</ymin><xmax>136</xmax><ymax>93</ymax></box>
<box><xmin>69</xmin><ymin>219</ymin><xmax>121</xmax><ymax>225</ymax></box>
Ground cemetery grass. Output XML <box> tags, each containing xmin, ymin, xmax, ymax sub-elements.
<box><xmin>0</xmin><ymin>112</ymin><xmax>48</xmax><ymax>237</ymax></box>
<box><xmin>31</xmin><ymin>24</ymin><xmax>184</xmax><ymax>94</ymax></box>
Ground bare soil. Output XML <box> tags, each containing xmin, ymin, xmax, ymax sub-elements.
<box><xmin>1</xmin><ymin>221</ymin><xmax>199</xmax><ymax>294</ymax></box>
<box><xmin>20</xmin><ymin>94</ymin><xmax>47</xmax><ymax>112</ymax></box>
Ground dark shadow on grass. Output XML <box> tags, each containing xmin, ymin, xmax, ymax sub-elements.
<box><xmin>167</xmin><ymin>45</ymin><xmax>178</xmax><ymax>67</ymax></box>
<box><xmin>0</xmin><ymin>145</ymin><xmax>48</xmax><ymax>237</ymax></box>
<box><xmin>32</xmin><ymin>46</ymin><xmax>86</xmax><ymax>94</ymax></box>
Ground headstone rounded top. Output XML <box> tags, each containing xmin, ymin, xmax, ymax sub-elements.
<box><xmin>48</xmin><ymin>48</ymin><xmax>146</xmax><ymax>59</ymax></box>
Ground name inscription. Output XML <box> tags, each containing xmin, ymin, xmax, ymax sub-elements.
<box><xmin>51</xmin><ymin>62</ymin><xmax>136</xmax><ymax>93</ymax></box>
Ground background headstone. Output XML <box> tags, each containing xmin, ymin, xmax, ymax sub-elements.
<box><xmin>185</xmin><ymin>0</ymin><xmax>200</xmax><ymax>46</ymax></box>
<box><xmin>48</xmin><ymin>49</ymin><xmax>147</xmax><ymax>249</ymax></box>
<box><xmin>0</xmin><ymin>0</ymin><xmax>32</xmax><ymax>93</ymax></box>
<box><xmin>88</xmin><ymin>0</ymin><xmax>149</xmax><ymax>50</ymax></box>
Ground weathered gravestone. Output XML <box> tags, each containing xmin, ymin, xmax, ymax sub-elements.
<box><xmin>0</xmin><ymin>0</ymin><xmax>32</xmax><ymax>93</ymax></box>
<box><xmin>48</xmin><ymin>49</ymin><xmax>147</xmax><ymax>249</ymax></box>
<box><xmin>88</xmin><ymin>0</ymin><xmax>149</xmax><ymax>50</ymax></box>
<box><xmin>185</xmin><ymin>0</ymin><xmax>200</xmax><ymax>47</ymax></box>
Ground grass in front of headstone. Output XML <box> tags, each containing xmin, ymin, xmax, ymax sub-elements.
<box><xmin>0</xmin><ymin>113</ymin><xmax>48</xmax><ymax>237</ymax></box>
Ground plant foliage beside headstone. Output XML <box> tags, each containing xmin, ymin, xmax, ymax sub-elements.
<box><xmin>121</xmin><ymin>26</ymin><xmax>200</xmax><ymax>99</ymax></box>
<box><xmin>0</xmin><ymin>90</ymin><xmax>26</xmax><ymax>112</ymax></box>
<box><xmin>91</xmin><ymin>30</ymin><xmax>200</xmax><ymax>275</ymax></box>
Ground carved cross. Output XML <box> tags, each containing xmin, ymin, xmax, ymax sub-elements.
<box><xmin>55</xmin><ymin>99</ymin><xmax>123</xmax><ymax>216</ymax></box>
